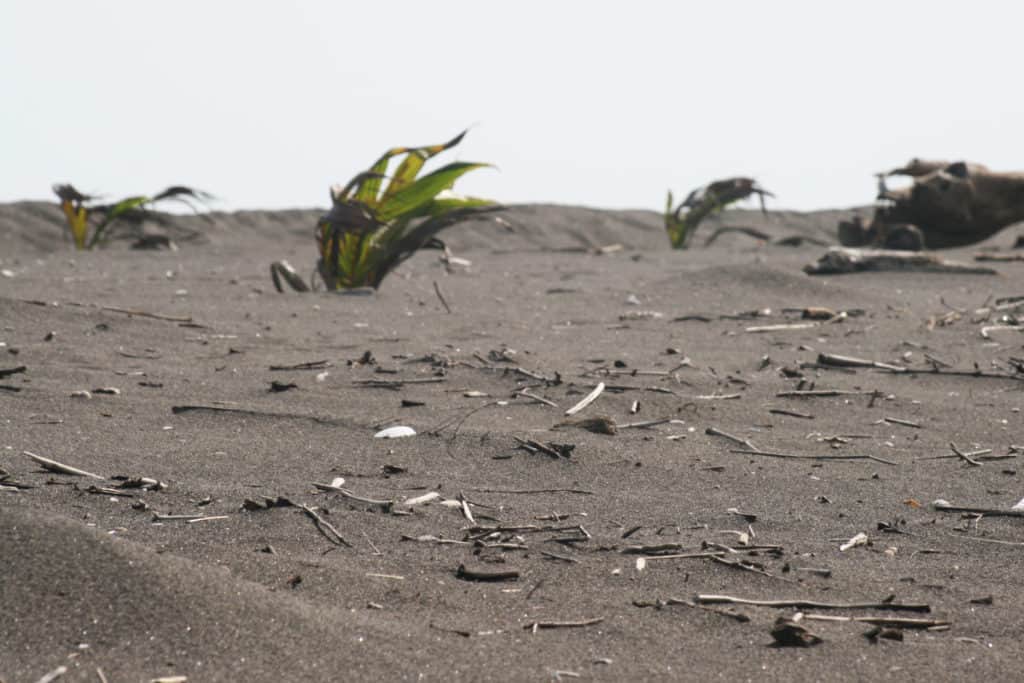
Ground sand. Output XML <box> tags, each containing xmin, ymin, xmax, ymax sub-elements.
<box><xmin>2</xmin><ymin>201</ymin><xmax>1024</xmax><ymax>681</ymax></box>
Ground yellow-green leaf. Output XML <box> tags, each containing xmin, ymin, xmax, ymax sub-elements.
<box><xmin>376</xmin><ymin>162</ymin><xmax>490</xmax><ymax>223</ymax></box>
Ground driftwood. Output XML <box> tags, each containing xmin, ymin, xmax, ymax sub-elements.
<box><xmin>805</xmin><ymin>248</ymin><xmax>997</xmax><ymax>275</ymax></box>
<box><xmin>840</xmin><ymin>159</ymin><xmax>1024</xmax><ymax>250</ymax></box>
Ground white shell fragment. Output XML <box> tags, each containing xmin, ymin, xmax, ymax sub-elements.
<box><xmin>839</xmin><ymin>532</ymin><xmax>869</xmax><ymax>552</ymax></box>
<box><xmin>565</xmin><ymin>382</ymin><xmax>605</xmax><ymax>416</ymax></box>
<box><xmin>330</xmin><ymin>477</ymin><xmax>346</xmax><ymax>488</ymax></box>
<box><xmin>374</xmin><ymin>425</ymin><xmax>416</xmax><ymax>439</ymax></box>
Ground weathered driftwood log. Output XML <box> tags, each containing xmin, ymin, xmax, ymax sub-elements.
<box><xmin>839</xmin><ymin>159</ymin><xmax>1024</xmax><ymax>250</ymax></box>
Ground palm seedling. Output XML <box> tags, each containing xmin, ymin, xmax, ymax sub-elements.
<box><xmin>273</xmin><ymin>131</ymin><xmax>494</xmax><ymax>292</ymax></box>
<box><xmin>52</xmin><ymin>183</ymin><xmax>212</xmax><ymax>249</ymax></box>
<box><xmin>664</xmin><ymin>177</ymin><xmax>772</xmax><ymax>248</ymax></box>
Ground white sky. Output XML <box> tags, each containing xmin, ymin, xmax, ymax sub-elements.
<box><xmin>3</xmin><ymin>1</ymin><xmax>1021</xmax><ymax>212</ymax></box>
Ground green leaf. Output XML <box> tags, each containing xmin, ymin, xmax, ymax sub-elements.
<box><xmin>416</xmin><ymin>194</ymin><xmax>495</xmax><ymax>218</ymax></box>
<box><xmin>381</xmin><ymin>130</ymin><xmax>467</xmax><ymax>201</ymax></box>
<box><xmin>376</xmin><ymin>162</ymin><xmax>490</xmax><ymax>223</ymax></box>
<box><xmin>355</xmin><ymin>154</ymin><xmax>398</xmax><ymax>207</ymax></box>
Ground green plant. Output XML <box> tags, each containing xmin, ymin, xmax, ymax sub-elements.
<box><xmin>664</xmin><ymin>177</ymin><xmax>772</xmax><ymax>248</ymax></box>
<box><xmin>52</xmin><ymin>184</ymin><xmax>212</xmax><ymax>249</ymax></box>
<box><xmin>313</xmin><ymin>130</ymin><xmax>495</xmax><ymax>290</ymax></box>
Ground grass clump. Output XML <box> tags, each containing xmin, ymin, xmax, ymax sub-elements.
<box><xmin>665</xmin><ymin>177</ymin><xmax>772</xmax><ymax>248</ymax></box>
<box><xmin>312</xmin><ymin>130</ymin><xmax>494</xmax><ymax>290</ymax></box>
<box><xmin>52</xmin><ymin>184</ymin><xmax>212</xmax><ymax>249</ymax></box>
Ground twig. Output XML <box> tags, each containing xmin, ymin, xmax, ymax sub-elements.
<box><xmin>949</xmin><ymin>442</ymin><xmax>983</xmax><ymax>466</ymax></box>
<box><xmin>564</xmin><ymin>382</ymin><xmax>604</xmax><ymax>416</ymax></box>
<box><xmin>172</xmin><ymin>404</ymin><xmax>347</xmax><ymax>426</ymax></box>
<box><xmin>539</xmin><ymin>550</ymin><xmax>579</xmax><ymax>563</ymax></box>
<box><xmin>433</xmin><ymin>280</ymin><xmax>452</xmax><ymax>314</ymax></box>
<box><xmin>299</xmin><ymin>504</ymin><xmax>352</xmax><ymax>547</ymax></box>
<box><xmin>746</xmin><ymin>323</ymin><xmax>818</xmax><ymax>333</ymax></box>
<box><xmin>877</xmin><ymin>366</ymin><xmax>1024</xmax><ymax>383</ymax></box>
<box><xmin>706</xmin><ymin>426</ymin><xmax>758</xmax><ymax>451</ymax></box>
<box><xmin>817</xmin><ymin>353</ymin><xmax>905</xmax><ymax>372</ymax></box>
<box><xmin>769</xmin><ymin>408</ymin><xmax>814</xmax><ymax>419</ymax></box>
<box><xmin>617</xmin><ymin>418</ymin><xmax>674</xmax><ymax>430</ymax></box>
<box><xmin>916</xmin><ymin>449</ymin><xmax>1002</xmax><ymax>462</ymax></box>
<box><xmin>662</xmin><ymin>597</ymin><xmax>751</xmax><ymax>622</ymax></box>
<box><xmin>354</xmin><ymin>377</ymin><xmax>446</xmax><ymax>389</ymax></box>
<box><xmin>471</xmin><ymin>487</ymin><xmax>593</xmax><ymax>495</ymax></box>
<box><xmin>516</xmin><ymin>389</ymin><xmax>558</xmax><ymax>408</ymax></box>
<box><xmin>932</xmin><ymin>500</ymin><xmax>1024</xmax><ymax>517</ymax></box>
<box><xmin>23</xmin><ymin>451</ymin><xmax>104</xmax><ymax>479</ymax></box>
<box><xmin>512</xmin><ymin>436</ymin><xmax>567</xmax><ymax>459</ymax></box>
<box><xmin>730</xmin><ymin>448</ymin><xmax>898</xmax><ymax>466</ymax></box>
<box><xmin>313</xmin><ymin>482</ymin><xmax>393</xmax><ymax>509</ymax></box>
<box><xmin>882</xmin><ymin>416</ymin><xmax>921</xmax><ymax>429</ymax></box>
<box><xmin>456</xmin><ymin>564</ymin><xmax>519</xmax><ymax>582</ymax></box>
<box><xmin>801</xmin><ymin>614</ymin><xmax>950</xmax><ymax>629</ymax></box>
<box><xmin>524</xmin><ymin>617</ymin><xmax>604</xmax><ymax>631</ymax></box>
<box><xmin>710</xmin><ymin>555</ymin><xmax>794</xmax><ymax>582</ymax></box>
<box><xmin>269</xmin><ymin>359</ymin><xmax>330</xmax><ymax>371</ymax></box>
<box><xmin>0</xmin><ymin>365</ymin><xmax>26</xmax><ymax>379</ymax></box>
<box><xmin>694</xmin><ymin>595</ymin><xmax>931</xmax><ymax>612</ymax></box>
<box><xmin>776</xmin><ymin>390</ymin><xmax>877</xmax><ymax>398</ymax></box>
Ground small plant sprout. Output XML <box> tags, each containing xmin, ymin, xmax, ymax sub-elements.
<box><xmin>52</xmin><ymin>184</ymin><xmax>213</xmax><ymax>250</ymax></box>
<box><xmin>664</xmin><ymin>177</ymin><xmax>772</xmax><ymax>248</ymax></box>
<box><xmin>272</xmin><ymin>131</ymin><xmax>495</xmax><ymax>292</ymax></box>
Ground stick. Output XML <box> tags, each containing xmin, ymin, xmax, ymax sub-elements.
<box><xmin>801</xmin><ymin>614</ymin><xmax>950</xmax><ymax>629</ymax></box>
<box><xmin>706</xmin><ymin>426</ymin><xmax>758</xmax><ymax>451</ymax></box>
<box><xmin>313</xmin><ymin>482</ymin><xmax>393</xmax><ymax>509</ymax></box>
<box><xmin>269</xmin><ymin>359</ymin><xmax>330</xmax><ymax>371</ymax></box>
<box><xmin>877</xmin><ymin>367</ymin><xmax>1024</xmax><ymax>383</ymax></box>
<box><xmin>730</xmin><ymin>448</ymin><xmax>898</xmax><ymax>466</ymax></box>
<box><xmin>882</xmin><ymin>416</ymin><xmax>921</xmax><ymax>429</ymax></box>
<box><xmin>617</xmin><ymin>418</ymin><xmax>674</xmax><ymax>430</ymax></box>
<box><xmin>471</xmin><ymin>487</ymin><xmax>593</xmax><ymax>495</ymax></box>
<box><xmin>433</xmin><ymin>280</ymin><xmax>452</xmax><ymax>314</ymax></box>
<box><xmin>0</xmin><ymin>365</ymin><xmax>26</xmax><ymax>379</ymax></box>
<box><xmin>768</xmin><ymin>408</ymin><xmax>814</xmax><ymax>419</ymax></box>
<box><xmin>539</xmin><ymin>550</ymin><xmax>579</xmax><ymax>563</ymax></box>
<box><xmin>776</xmin><ymin>390</ymin><xmax>877</xmax><ymax>398</ymax></box>
<box><xmin>932</xmin><ymin>500</ymin><xmax>1024</xmax><ymax>518</ymax></box>
<box><xmin>564</xmin><ymin>382</ymin><xmax>604</xmax><ymax>416</ymax></box>
<box><xmin>524</xmin><ymin>617</ymin><xmax>603</xmax><ymax>631</ymax></box>
<box><xmin>23</xmin><ymin>451</ymin><xmax>104</xmax><ymax>479</ymax></box>
<box><xmin>746</xmin><ymin>323</ymin><xmax>818</xmax><ymax>333</ymax></box>
<box><xmin>516</xmin><ymin>389</ymin><xmax>558</xmax><ymax>408</ymax></box>
<box><xmin>916</xmin><ymin>449</ymin><xmax>1005</xmax><ymax>462</ymax></box>
<box><xmin>456</xmin><ymin>564</ymin><xmax>519</xmax><ymax>582</ymax></box>
<box><xmin>817</xmin><ymin>353</ymin><xmax>905</xmax><ymax>372</ymax></box>
<box><xmin>663</xmin><ymin>597</ymin><xmax>751</xmax><ymax>622</ymax></box>
<box><xmin>353</xmin><ymin>377</ymin><xmax>446</xmax><ymax>388</ymax></box>
<box><xmin>949</xmin><ymin>442</ymin><xmax>983</xmax><ymax>466</ymax></box>
<box><xmin>299</xmin><ymin>504</ymin><xmax>352</xmax><ymax>547</ymax></box>
<box><xmin>694</xmin><ymin>595</ymin><xmax>931</xmax><ymax>613</ymax></box>
<box><xmin>513</xmin><ymin>436</ymin><xmax>567</xmax><ymax>459</ymax></box>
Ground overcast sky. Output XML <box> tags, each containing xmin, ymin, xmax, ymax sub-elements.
<box><xmin>3</xmin><ymin>1</ymin><xmax>1020</xmax><ymax>213</ymax></box>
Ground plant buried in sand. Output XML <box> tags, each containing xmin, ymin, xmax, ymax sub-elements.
<box><xmin>664</xmin><ymin>177</ymin><xmax>772</xmax><ymax>248</ymax></box>
<box><xmin>52</xmin><ymin>184</ymin><xmax>212</xmax><ymax>250</ymax></box>
<box><xmin>271</xmin><ymin>131</ymin><xmax>494</xmax><ymax>292</ymax></box>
